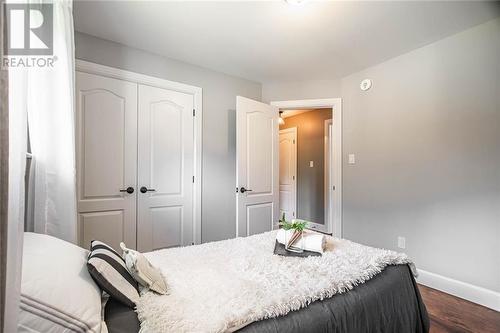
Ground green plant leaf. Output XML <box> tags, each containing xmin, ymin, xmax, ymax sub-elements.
<box><xmin>279</xmin><ymin>219</ymin><xmax>308</xmax><ymax>232</ymax></box>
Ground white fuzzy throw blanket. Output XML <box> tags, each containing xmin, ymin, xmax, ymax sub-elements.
<box><xmin>136</xmin><ymin>231</ymin><xmax>414</xmax><ymax>333</ymax></box>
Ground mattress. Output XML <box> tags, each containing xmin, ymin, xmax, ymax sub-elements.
<box><xmin>105</xmin><ymin>264</ymin><xmax>429</xmax><ymax>333</ymax></box>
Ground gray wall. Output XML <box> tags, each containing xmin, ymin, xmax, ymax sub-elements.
<box><xmin>76</xmin><ymin>18</ymin><xmax>500</xmax><ymax>291</ymax></box>
<box><xmin>264</xmin><ymin>19</ymin><xmax>500</xmax><ymax>292</ymax></box>
<box><xmin>75</xmin><ymin>32</ymin><xmax>262</xmax><ymax>243</ymax></box>
<box><xmin>263</xmin><ymin>79</ymin><xmax>341</xmax><ymax>103</ymax></box>
<box><xmin>280</xmin><ymin>109</ymin><xmax>332</xmax><ymax>225</ymax></box>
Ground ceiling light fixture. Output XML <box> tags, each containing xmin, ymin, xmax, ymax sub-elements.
<box><xmin>285</xmin><ymin>0</ymin><xmax>306</xmax><ymax>5</ymax></box>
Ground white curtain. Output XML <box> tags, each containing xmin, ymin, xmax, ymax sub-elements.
<box><xmin>6</xmin><ymin>59</ymin><xmax>28</xmax><ymax>333</ymax></box>
<box><xmin>26</xmin><ymin>0</ymin><xmax>77</xmax><ymax>243</ymax></box>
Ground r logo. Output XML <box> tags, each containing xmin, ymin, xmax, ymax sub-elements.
<box><xmin>3</xmin><ymin>3</ymin><xmax>53</xmax><ymax>56</ymax></box>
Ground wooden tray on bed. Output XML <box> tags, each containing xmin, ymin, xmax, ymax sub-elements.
<box><xmin>273</xmin><ymin>241</ymin><xmax>321</xmax><ymax>257</ymax></box>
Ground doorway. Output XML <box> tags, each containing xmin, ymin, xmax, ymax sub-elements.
<box><xmin>235</xmin><ymin>97</ymin><xmax>342</xmax><ymax>238</ymax></box>
<box><xmin>272</xmin><ymin>99</ymin><xmax>342</xmax><ymax>237</ymax></box>
<box><xmin>278</xmin><ymin>108</ymin><xmax>332</xmax><ymax>233</ymax></box>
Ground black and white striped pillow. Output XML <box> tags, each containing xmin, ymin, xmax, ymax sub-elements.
<box><xmin>87</xmin><ymin>240</ymin><xmax>139</xmax><ymax>308</ymax></box>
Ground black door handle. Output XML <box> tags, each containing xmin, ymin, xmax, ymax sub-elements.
<box><xmin>140</xmin><ymin>186</ymin><xmax>156</xmax><ymax>194</ymax></box>
<box><xmin>240</xmin><ymin>187</ymin><xmax>253</xmax><ymax>193</ymax></box>
<box><xmin>119</xmin><ymin>187</ymin><xmax>134</xmax><ymax>194</ymax></box>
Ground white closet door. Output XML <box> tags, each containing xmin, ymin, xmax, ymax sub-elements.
<box><xmin>236</xmin><ymin>96</ymin><xmax>279</xmax><ymax>237</ymax></box>
<box><xmin>279</xmin><ymin>128</ymin><xmax>297</xmax><ymax>222</ymax></box>
<box><xmin>137</xmin><ymin>85</ymin><xmax>194</xmax><ymax>251</ymax></box>
<box><xmin>76</xmin><ymin>71</ymin><xmax>137</xmax><ymax>251</ymax></box>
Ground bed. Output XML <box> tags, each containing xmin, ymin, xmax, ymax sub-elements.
<box><xmin>105</xmin><ymin>264</ymin><xmax>428</xmax><ymax>333</ymax></box>
<box><xmin>19</xmin><ymin>232</ymin><xmax>429</xmax><ymax>333</ymax></box>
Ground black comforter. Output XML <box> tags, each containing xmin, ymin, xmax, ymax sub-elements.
<box><xmin>105</xmin><ymin>264</ymin><xmax>429</xmax><ymax>333</ymax></box>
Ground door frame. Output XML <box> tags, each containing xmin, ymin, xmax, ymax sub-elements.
<box><xmin>278</xmin><ymin>127</ymin><xmax>297</xmax><ymax>227</ymax></box>
<box><xmin>75</xmin><ymin>60</ymin><xmax>203</xmax><ymax>245</ymax></box>
<box><xmin>324</xmin><ymin>119</ymin><xmax>332</xmax><ymax>233</ymax></box>
<box><xmin>270</xmin><ymin>98</ymin><xmax>342</xmax><ymax>237</ymax></box>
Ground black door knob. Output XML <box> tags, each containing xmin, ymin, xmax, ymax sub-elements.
<box><xmin>240</xmin><ymin>187</ymin><xmax>253</xmax><ymax>193</ymax></box>
<box><xmin>140</xmin><ymin>186</ymin><xmax>157</xmax><ymax>193</ymax></box>
<box><xmin>119</xmin><ymin>187</ymin><xmax>134</xmax><ymax>194</ymax></box>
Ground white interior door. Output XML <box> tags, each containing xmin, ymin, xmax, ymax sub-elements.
<box><xmin>236</xmin><ymin>96</ymin><xmax>279</xmax><ymax>236</ymax></box>
<box><xmin>76</xmin><ymin>71</ymin><xmax>137</xmax><ymax>251</ymax></box>
<box><xmin>279</xmin><ymin>128</ymin><xmax>297</xmax><ymax>222</ymax></box>
<box><xmin>137</xmin><ymin>84</ymin><xmax>194</xmax><ymax>251</ymax></box>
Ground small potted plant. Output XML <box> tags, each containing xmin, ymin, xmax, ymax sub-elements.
<box><xmin>279</xmin><ymin>213</ymin><xmax>308</xmax><ymax>253</ymax></box>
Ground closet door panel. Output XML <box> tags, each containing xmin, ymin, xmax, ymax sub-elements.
<box><xmin>137</xmin><ymin>84</ymin><xmax>194</xmax><ymax>251</ymax></box>
<box><xmin>150</xmin><ymin>101</ymin><xmax>183</xmax><ymax>195</ymax></box>
<box><xmin>79</xmin><ymin>210</ymin><xmax>125</xmax><ymax>252</ymax></box>
<box><xmin>76</xmin><ymin>71</ymin><xmax>137</xmax><ymax>250</ymax></box>
<box><xmin>81</xmin><ymin>92</ymin><xmax>124</xmax><ymax>198</ymax></box>
<box><xmin>151</xmin><ymin>206</ymin><xmax>183</xmax><ymax>249</ymax></box>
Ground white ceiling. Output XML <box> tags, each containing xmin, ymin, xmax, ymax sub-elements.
<box><xmin>73</xmin><ymin>1</ymin><xmax>499</xmax><ymax>83</ymax></box>
<box><xmin>282</xmin><ymin>109</ymin><xmax>315</xmax><ymax>118</ymax></box>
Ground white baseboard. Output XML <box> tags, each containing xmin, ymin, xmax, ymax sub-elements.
<box><xmin>416</xmin><ymin>269</ymin><xmax>500</xmax><ymax>312</ymax></box>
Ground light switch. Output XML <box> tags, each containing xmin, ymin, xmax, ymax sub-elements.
<box><xmin>398</xmin><ymin>236</ymin><xmax>406</xmax><ymax>249</ymax></box>
<box><xmin>309</xmin><ymin>161</ymin><xmax>314</xmax><ymax>167</ymax></box>
<box><xmin>348</xmin><ymin>154</ymin><xmax>356</xmax><ymax>164</ymax></box>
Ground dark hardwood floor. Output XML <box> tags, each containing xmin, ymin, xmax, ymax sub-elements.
<box><xmin>418</xmin><ymin>284</ymin><xmax>500</xmax><ymax>333</ymax></box>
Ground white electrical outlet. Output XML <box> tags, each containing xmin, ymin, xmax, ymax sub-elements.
<box><xmin>397</xmin><ymin>236</ymin><xmax>406</xmax><ymax>249</ymax></box>
<box><xmin>348</xmin><ymin>154</ymin><xmax>356</xmax><ymax>164</ymax></box>
<box><xmin>309</xmin><ymin>161</ymin><xmax>314</xmax><ymax>167</ymax></box>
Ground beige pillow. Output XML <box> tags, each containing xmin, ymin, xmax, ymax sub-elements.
<box><xmin>120</xmin><ymin>243</ymin><xmax>168</xmax><ymax>295</ymax></box>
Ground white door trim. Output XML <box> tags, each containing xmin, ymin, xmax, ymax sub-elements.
<box><xmin>76</xmin><ymin>60</ymin><xmax>203</xmax><ymax>245</ymax></box>
<box><xmin>278</xmin><ymin>127</ymin><xmax>297</xmax><ymax>227</ymax></box>
<box><xmin>271</xmin><ymin>98</ymin><xmax>342</xmax><ymax>237</ymax></box>
<box><xmin>324</xmin><ymin>119</ymin><xmax>333</xmax><ymax>231</ymax></box>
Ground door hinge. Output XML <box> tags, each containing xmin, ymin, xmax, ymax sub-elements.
<box><xmin>192</xmin><ymin>176</ymin><xmax>195</xmax><ymax>183</ymax></box>
<box><xmin>332</xmin><ymin>185</ymin><xmax>336</xmax><ymax>190</ymax></box>
<box><xmin>293</xmin><ymin>212</ymin><xmax>295</xmax><ymax>217</ymax></box>
<box><xmin>193</xmin><ymin>109</ymin><xmax>196</xmax><ymax>117</ymax></box>
<box><xmin>293</xmin><ymin>139</ymin><xmax>295</xmax><ymax>144</ymax></box>
<box><xmin>292</xmin><ymin>176</ymin><xmax>295</xmax><ymax>180</ymax></box>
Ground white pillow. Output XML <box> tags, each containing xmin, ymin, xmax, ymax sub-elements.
<box><xmin>19</xmin><ymin>233</ymin><xmax>102</xmax><ymax>333</ymax></box>
<box><xmin>120</xmin><ymin>242</ymin><xmax>168</xmax><ymax>295</ymax></box>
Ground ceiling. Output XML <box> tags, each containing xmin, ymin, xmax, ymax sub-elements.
<box><xmin>73</xmin><ymin>1</ymin><xmax>500</xmax><ymax>83</ymax></box>
<box><xmin>282</xmin><ymin>109</ymin><xmax>315</xmax><ymax>118</ymax></box>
